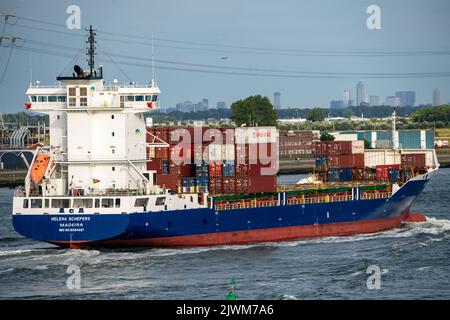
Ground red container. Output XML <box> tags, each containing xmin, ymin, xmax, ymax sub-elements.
<box><xmin>147</xmin><ymin>158</ymin><xmax>162</xmax><ymax>173</ymax></box>
<box><xmin>222</xmin><ymin>177</ymin><xmax>236</xmax><ymax>194</ymax></box>
<box><xmin>375</xmin><ymin>164</ymin><xmax>400</xmax><ymax>181</ymax></box>
<box><xmin>314</xmin><ymin>141</ymin><xmax>329</xmax><ymax>155</ymax></box>
<box><xmin>401</xmin><ymin>153</ymin><xmax>426</xmax><ymax>169</ymax></box>
<box><xmin>156</xmin><ymin>173</ymin><xmax>178</xmax><ymax>190</ymax></box>
<box><xmin>327</xmin><ymin>154</ymin><xmax>364</xmax><ymax>168</ymax></box>
<box><xmin>235</xmin><ymin>177</ymin><xmax>249</xmax><ymax>193</ymax></box>
<box><xmin>248</xmin><ymin>161</ymin><xmax>278</xmax><ymax>176</ymax></box>
<box><xmin>169</xmin><ymin>163</ymin><xmax>193</xmax><ymax>177</ymax></box>
<box><xmin>248</xmin><ymin>176</ymin><xmax>277</xmax><ymax>193</ymax></box>
<box><xmin>209</xmin><ymin>177</ymin><xmax>223</xmax><ymax>195</ymax></box>
<box><xmin>235</xmin><ymin>164</ymin><xmax>249</xmax><ymax>177</ymax></box>
<box><xmin>209</xmin><ymin>162</ymin><xmax>223</xmax><ymax>177</ymax></box>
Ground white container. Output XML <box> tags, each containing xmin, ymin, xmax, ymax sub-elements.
<box><xmin>222</xmin><ymin>144</ymin><xmax>235</xmax><ymax>161</ymax></box>
<box><xmin>235</xmin><ymin>127</ymin><xmax>277</xmax><ymax>144</ymax></box>
<box><xmin>364</xmin><ymin>150</ymin><xmax>401</xmax><ymax>167</ymax></box>
<box><xmin>332</xmin><ymin>133</ymin><xmax>358</xmax><ymax>141</ymax></box>
<box><xmin>204</xmin><ymin>144</ymin><xmax>223</xmax><ymax>161</ymax></box>
<box><xmin>351</xmin><ymin>140</ymin><xmax>365</xmax><ymax>154</ymax></box>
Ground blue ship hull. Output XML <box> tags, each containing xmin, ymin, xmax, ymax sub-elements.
<box><xmin>12</xmin><ymin>176</ymin><xmax>429</xmax><ymax>248</ymax></box>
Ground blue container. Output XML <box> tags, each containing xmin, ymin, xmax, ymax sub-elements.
<box><xmin>315</xmin><ymin>155</ymin><xmax>327</xmax><ymax>170</ymax></box>
<box><xmin>223</xmin><ymin>163</ymin><xmax>235</xmax><ymax>177</ymax></box>
<box><xmin>389</xmin><ymin>168</ymin><xmax>401</xmax><ymax>182</ymax></box>
<box><xmin>328</xmin><ymin>169</ymin><xmax>340</xmax><ymax>182</ymax></box>
<box><xmin>195</xmin><ymin>162</ymin><xmax>209</xmax><ymax>176</ymax></box>
<box><xmin>328</xmin><ymin>168</ymin><xmax>352</xmax><ymax>182</ymax></box>
<box><xmin>340</xmin><ymin>168</ymin><xmax>352</xmax><ymax>181</ymax></box>
<box><xmin>162</xmin><ymin>161</ymin><xmax>170</xmax><ymax>174</ymax></box>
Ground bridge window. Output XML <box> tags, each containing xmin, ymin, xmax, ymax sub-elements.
<box><xmin>38</xmin><ymin>96</ymin><xmax>47</xmax><ymax>102</ymax></box>
<box><xmin>58</xmin><ymin>96</ymin><xmax>67</xmax><ymax>102</ymax></box>
<box><xmin>31</xmin><ymin>199</ymin><xmax>42</xmax><ymax>208</ymax></box>
<box><xmin>152</xmin><ymin>95</ymin><xmax>158</xmax><ymax>102</ymax></box>
<box><xmin>135</xmin><ymin>198</ymin><xmax>149</xmax><ymax>207</ymax></box>
<box><xmin>101</xmin><ymin>198</ymin><xmax>114</xmax><ymax>208</ymax></box>
<box><xmin>73</xmin><ymin>198</ymin><xmax>93</xmax><ymax>208</ymax></box>
<box><xmin>135</xmin><ymin>95</ymin><xmax>144</xmax><ymax>102</ymax></box>
<box><xmin>31</xmin><ymin>96</ymin><xmax>37</xmax><ymax>102</ymax></box>
<box><xmin>126</xmin><ymin>96</ymin><xmax>135</xmax><ymax>102</ymax></box>
<box><xmin>51</xmin><ymin>199</ymin><xmax>70</xmax><ymax>208</ymax></box>
<box><xmin>145</xmin><ymin>95</ymin><xmax>152</xmax><ymax>101</ymax></box>
<box><xmin>48</xmin><ymin>96</ymin><xmax>57</xmax><ymax>102</ymax></box>
<box><xmin>155</xmin><ymin>197</ymin><xmax>166</xmax><ymax>206</ymax></box>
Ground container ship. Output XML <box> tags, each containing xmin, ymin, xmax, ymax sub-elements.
<box><xmin>12</xmin><ymin>28</ymin><xmax>439</xmax><ymax>248</ymax></box>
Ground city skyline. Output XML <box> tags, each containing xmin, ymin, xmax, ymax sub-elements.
<box><xmin>0</xmin><ymin>0</ymin><xmax>449</xmax><ymax>113</ymax></box>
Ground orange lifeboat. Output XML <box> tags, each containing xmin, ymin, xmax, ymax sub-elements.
<box><xmin>30</xmin><ymin>154</ymin><xmax>50</xmax><ymax>185</ymax></box>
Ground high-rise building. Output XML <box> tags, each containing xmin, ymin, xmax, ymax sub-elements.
<box><xmin>369</xmin><ymin>96</ymin><xmax>380</xmax><ymax>106</ymax></box>
<box><xmin>433</xmin><ymin>88</ymin><xmax>441</xmax><ymax>106</ymax></box>
<box><xmin>356</xmin><ymin>81</ymin><xmax>365</xmax><ymax>106</ymax></box>
<box><xmin>385</xmin><ymin>96</ymin><xmax>401</xmax><ymax>107</ymax></box>
<box><xmin>342</xmin><ymin>89</ymin><xmax>351</xmax><ymax>107</ymax></box>
<box><xmin>395</xmin><ymin>91</ymin><xmax>416</xmax><ymax>106</ymax></box>
<box><xmin>216</xmin><ymin>101</ymin><xmax>227</xmax><ymax>109</ymax></box>
<box><xmin>273</xmin><ymin>92</ymin><xmax>281</xmax><ymax>109</ymax></box>
<box><xmin>330</xmin><ymin>100</ymin><xmax>345</xmax><ymax>109</ymax></box>
<box><xmin>202</xmin><ymin>98</ymin><xmax>209</xmax><ymax>109</ymax></box>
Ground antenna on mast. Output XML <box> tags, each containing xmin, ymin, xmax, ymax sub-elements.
<box><xmin>86</xmin><ymin>25</ymin><xmax>96</xmax><ymax>77</ymax></box>
<box><xmin>151</xmin><ymin>32</ymin><xmax>155</xmax><ymax>87</ymax></box>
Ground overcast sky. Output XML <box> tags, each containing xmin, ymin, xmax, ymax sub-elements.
<box><xmin>0</xmin><ymin>0</ymin><xmax>449</xmax><ymax>113</ymax></box>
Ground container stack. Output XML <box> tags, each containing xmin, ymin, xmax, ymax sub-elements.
<box><xmin>315</xmin><ymin>138</ymin><xmax>431</xmax><ymax>183</ymax></box>
<box><xmin>146</xmin><ymin>126</ymin><xmax>278</xmax><ymax>194</ymax></box>
<box><xmin>314</xmin><ymin>140</ymin><xmax>365</xmax><ymax>182</ymax></box>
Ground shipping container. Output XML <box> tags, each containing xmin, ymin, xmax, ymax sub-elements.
<box><xmin>147</xmin><ymin>158</ymin><xmax>162</xmax><ymax>173</ymax></box>
<box><xmin>364</xmin><ymin>150</ymin><xmax>401</xmax><ymax>168</ymax></box>
<box><xmin>156</xmin><ymin>173</ymin><xmax>178</xmax><ymax>190</ymax></box>
<box><xmin>235</xmin><ymin>177</ymin><xmax>249</xmax><ymax>194</ymax></box>
<box><xmin>315</xmin><ymin>155</ymin><xmax>328</xmax><ymax>170</ymax></box>
<box><xmin>328</xmin><ymin>168</ymin><xmax>352</xmax><ymax>182</ymax></box>
<box><xmin>208</xmin><ymin>162</ymin><xmax>223</xmax><ymax>177</ymax></box>
<box><xmin>327</xmin><ymin>154</ymin><xmax>364</xmax><ymax>168</ymax></box>
<box><xmin>400</xmin><ymin>149</ymin><xmax>436</xmax><ymax>167</ymax></box>
<box><xmin>375</xmin><ymin>164</ymin><xmax>400</xmax><ymax>181</ymax></box>
<box><xmin>388</xmin><ymin>168</ymin><xmax>401</xmax><ymax>182</ymax></box>
<box><xmin>401</xmin><ymin>153</ymin><xmax>426</xmax><ymax>169</ymax></box>
<box><xmin>248</xmin><ymin>176</ymin><xmax>277</xmax><ymax>193</ymax></box>
<box><xmin>222</xmin><ymin>177</ymin><xmax>236</xmax><ymax>194</ymax></box>
<box><xmin>222</xmin><ymin>163</ymin><xmax>235</xmax><ymax>177</ymax></box>
<box><xmin>235</xmin><ymin>127</ymin><xmax>277</xmax><ymax>144</ymax></box>
<box><xmin>162</xmin><ymin>160</ymin><xmax>170</xmax><ymax>174</ymax></box>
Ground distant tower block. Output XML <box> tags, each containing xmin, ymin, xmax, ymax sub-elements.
<box><xmin>273</xmin><ymin>92</ymin><xmax>281</xmax><ymax>109</ymax></box>
<box><xmin>433</xmin><ymin>88</ymin><xmax>441</xmax><ymax>106</ymax></box>
<box><xmin>356</xmin><ymin>81</ymin><xmax>365</xmax><ymax>106</ymax></box>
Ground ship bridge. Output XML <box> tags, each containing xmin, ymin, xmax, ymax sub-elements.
<box><xmin>20</xmin><ymin>26</ymin><xmax>161</xmax><ymax>198</ymax></box>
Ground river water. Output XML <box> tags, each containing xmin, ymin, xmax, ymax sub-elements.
<box><xmin>0</xmin><ymin>171</ymin><xmax>449</xmax><ymax>299</ymax></box>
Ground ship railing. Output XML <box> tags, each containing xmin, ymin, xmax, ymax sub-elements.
<box><xmin>360</xmin><ymin>192</ymin><xmax>390</xmax><ymax>200</ymax></box>
<box><xmin>286</xmin><ymin>194</ymin><xmax>353</xmax><ymax>205</ymax></box>
<box><xmin>214</xmin><ymin>200</ymin><xmax>278</xmax><ymax>211</ymax></box>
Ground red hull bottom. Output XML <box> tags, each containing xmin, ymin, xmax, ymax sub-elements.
<box><xmin>88</xmin><ymin>212</ymin><xmax>426</xmax><ymax>248</ymax></box>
